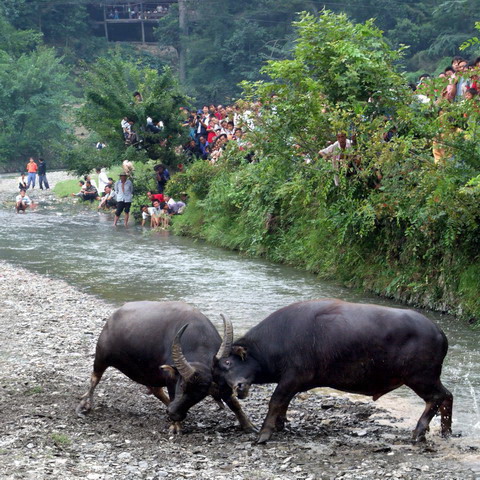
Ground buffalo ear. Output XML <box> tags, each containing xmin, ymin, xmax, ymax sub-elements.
<box><xmin>160</xmin><ymin>364</ymin><xmax>177</xmax><ymax>378</ymax></box>
<box><xmin>232</xmin><ymin>346</ymin><xmax>247</xmax><ymax>360</ymax></box>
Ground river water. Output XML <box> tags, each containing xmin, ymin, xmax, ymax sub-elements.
<box><xmin>0</xmin><ymin>186</ymin><xmax>479</xmax><ymax>441</ymax></box>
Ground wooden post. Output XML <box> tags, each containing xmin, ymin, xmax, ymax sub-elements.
<box><xmin>178</xmin><ymin>0</ymin><xmax>187</xmax><ymax>84</ymax></box>
<box><xmin>140</xmin><ymin>1</ymin><xmax>145</xmax><ymax>43</ymax></box>
<box><xmin>103</xmin><ymin>4</ymin><xmax>109</xmax><ymax>41</ymax></box>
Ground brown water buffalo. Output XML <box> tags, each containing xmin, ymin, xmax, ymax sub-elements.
<box><xmin>214</xmin><ymin>299</ymin><xmax>453</xmax><ymax>443</ymax></box>
<box><xmin>77</xmin><ymin>301</ymin><xmax>254</xmax><ymax>433</ymax></box>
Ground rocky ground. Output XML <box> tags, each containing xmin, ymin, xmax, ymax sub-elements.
<box><xmin>0</xmin><ymin>262</ymin><xmax>479</xmax><ymax>480</ymax></box>
<box><xmin>1</xmin><ymin>172</ymin><xmax>479</xmax><ymax>479</ymax></box>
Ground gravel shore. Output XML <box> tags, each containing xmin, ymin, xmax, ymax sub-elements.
<box><xmin>0</xmin><ymin>260</ymin><xmax>479</xmax><ymax>480</ymax></box>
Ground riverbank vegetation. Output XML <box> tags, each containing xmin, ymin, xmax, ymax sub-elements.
<box><xmin>169</xmin><ymin>12</ymin><xmax>480</xmax><ymax>323</ymax></box>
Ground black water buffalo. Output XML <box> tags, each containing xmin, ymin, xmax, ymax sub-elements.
<box><xmin>214</xmin><ymin>299</ymin><xmax>453</xmax><ymax>443</ymax></box>
<box><xmin>77</xmin><ymin>301</ymin><xmax>254</xmax><ymax>433</ymax></box>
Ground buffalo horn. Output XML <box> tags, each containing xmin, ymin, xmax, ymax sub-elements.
<box><xmin>172</xmin><ymin>324</ymin><xmax>196</xmax><ymax>381</ymax></box>
<box><xmin>216</xmin><ymin>314</ymin><xmax>234</xmax><ymax>359</ymax></box>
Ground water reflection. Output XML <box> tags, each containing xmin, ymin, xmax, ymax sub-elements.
<box><xmin>0</xmin><ymin>200</ymin><xmax>479</xmax><ymax>439</ymax></box>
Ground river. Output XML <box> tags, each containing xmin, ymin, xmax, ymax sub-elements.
<box><xmin>0</xmin><ymin>177</ymin><xmax>479</xmax><ymax>441</ymax></box>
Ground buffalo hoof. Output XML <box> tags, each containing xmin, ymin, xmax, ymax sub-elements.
<box><xmin>243</xmin><ymin>424</ymin><xmax>259</xmax><ymax>434</ymax></box>
<box><xmin>76</xmin><ymin>399</ymin><xmax>92</xmax><ymax>418</ymax></box>
<box><xmin>275</xmin><ymin>417</ymin><xmax>287</xmax><ymax>431</ymax></box>
<box><xmin>256</xmin><ymin>430</ymin><xmax>273</xmax><ymax>444</ymax></box>
<box><xmin>411</xmin><ymin>431</ymin><xmax>426</xmax><ymax>444</ymax></box>
<box><xmin>169</xmin><ymin>422</ymin><xmax>182</xmax><ymax>435</ymax></box>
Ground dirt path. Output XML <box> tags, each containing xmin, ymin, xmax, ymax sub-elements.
<box><xmin>0</xmin><ymin>261</ymin><xmax>479</xmax><ymax>480</ymax></box>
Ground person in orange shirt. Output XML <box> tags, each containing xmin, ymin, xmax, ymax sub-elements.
<box><xmin>26</xmin><ymin>157</ymin><xmax>38</xmax><ymax>189</ymax></box>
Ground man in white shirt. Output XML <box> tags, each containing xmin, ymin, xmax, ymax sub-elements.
<box><xmin>319</xmin><ymin>132</ymin><xmax>353</xmax><ymax>187</ymax></box>
<box><xmin>114</xmin><ymin>173</ymin><xmax>134</xmax><ymax>226</ymax></box>
<box><xmin>148</xmin><ymin>199</ymin><xmax>162</xmax><ymax>227</ymax></box>
<box><xmin>96</xmin><ymin>168</ymin><xmax>109</xmax><ymax>194</ymax></box>
<box><xmin>16</xmin><ymin>190</ymin><xmax>32</xmax><ymax>213</ymax></box>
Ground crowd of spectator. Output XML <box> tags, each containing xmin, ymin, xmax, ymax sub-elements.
<box><xmin>415</xmin><ymin>55</ymin><xmax>480</xmax><ymax>103</ymax></box>
<box><xmin>412</xmin><ymin>55</ymin><xmax>480</xmax><ymax>164</ymax></box>
<box><xmin>107</xmin><ymin>3</ymin><xmax>169</xmax><ymax>20</ymax></box>
<box><xmin>179</xmin><ymin>104</ymin><xmax>254</xmax><ymax>164</ymax></box>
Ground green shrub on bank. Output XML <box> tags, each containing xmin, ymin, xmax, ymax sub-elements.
<box><xmin>54</xmin><ymin>179</ymin><xmax>81</xmax><ymax>198</ymax></box>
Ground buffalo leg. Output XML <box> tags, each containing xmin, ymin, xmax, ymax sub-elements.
<box><xmin>166</xmin><ymin>384</ymin><xmax>176</xmax><ymax>402</ymax></box>
<box><xmin>164</xmin><ymin>385</ymin><xmax>183</xmax><ymax>434</ymax></box>
<box><xmin>439</xmin><ymin>390</ymin><xmax>453</xmax><ymax>438</ymax></box>
<box><xmin>274</xmin><ymin>403</ymin><xmax>290</xmax><ymax>432</ymax></box>
<box><xmin>257</xmin><ymin>382</ymin><xmax>297</xmax><ymax>444</ymax></box>
<box><xmin>209</xmin><ymin>383</ymin><xmax>226</xmax><ymax>410</ymax></box>
<box><xmin>222</xmin><ymin>394</ymin><xmax>257</xmax><ymax>433</ymax></box>
<box><xmin>76</xmin><ymin>367</ymin><xmax>106</xmax><ymax>417</ymax></box>
<box><xmin>407</xmin><ymin>379</ymin><xmax>453</xmax><ymax>442</ymax></box>
<box><xmin>148</xmin><ymin>386</ymin><xmax>170</xmax><ymax>406</ymax></box>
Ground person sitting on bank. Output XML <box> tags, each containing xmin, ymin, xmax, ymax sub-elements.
<box><xmin>84</xmin><ymin>174</ymin><xmax>98</xmax><ymax>191</ymax></box>
<box><xmin>165</xmin><ymin>193</ymin><xmax>187</xmax><ymax>215</ymax></box>
<box><xmin>97</xmin><ymin>184</ymin><xmax>117</xmax><ymax>210</ymax></box>
<box><xmin>140</xmin><ymin>205</ymin><xmax>151</xmax><ymax>227</ymax></box>
<box><xmin>18</xmin><ymin>173</ymin><xmax>28</xmax><ymax>190</ymax></box>
<box><xmin>82</xmin><ymin>180</ymin><xmax>98</xmax><ymax>202</ymax></box>
<box><xmin>15</xmin><ymin>189</ymin><xmax>32</xmax><ymax>213</ymax></box>
<box><xmin>72</xmin><ymin>180</ymin><xmax>86</xmax><ymax>197</ymax></box>
<box><xmin>71</xmin><ymin>180</ymin><xmax>97</xmax><ymax>201</ymax></box>
<box><xmin>148</xmin><ymin>199</ymin><xmax>163</xmax><ymax>228</ymax></box>
<box><xmin>146</xmin><ymin>191</ymin><xmax>164</xmax><ymax>205</ymax></box>
<box><xmin>159</xmin><ymin>203</ymin><xmax>171</xmax><ymax>228</ymax></box>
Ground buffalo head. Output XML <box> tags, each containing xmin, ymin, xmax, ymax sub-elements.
<box><xmin>161</xmin><ymin>315</ymin><xmax>234</xmax><ymax>422</ymax></box>
<box><xmin>214</xmin><ymin>344</ymin><xmax>259</xmax><ymax>400</ymax></box>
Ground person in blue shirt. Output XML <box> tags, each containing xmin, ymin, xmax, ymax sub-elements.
<box><xmin>154</xmin><ymin>164</ymin><xmax>170</xmax><ymax>194</ymax></box>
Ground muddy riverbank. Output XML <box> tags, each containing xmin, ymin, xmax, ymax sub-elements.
<box><xmin>0</xmin><ymin>262</ymin><xmax>479</xmax><ymax>480</ymax></box>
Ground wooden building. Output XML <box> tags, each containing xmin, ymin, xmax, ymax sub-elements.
<box><xmin>89</xmin><ymin>1</ymin><xmax>178</xmax><ymax>44</ymax></box>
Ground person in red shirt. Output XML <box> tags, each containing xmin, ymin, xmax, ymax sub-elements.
<box><xmin>26</xmin><ymin>157</ymin><xmax>38</xmax><ymax>189</ymax></box>
<box><xmin>147</xmin><ymin>191</ymin><xmax>164</xmax><ymax>205</ymax></box>
<box><xmin>206</xmin><ymin>119</ymin><xmax>218</xmax><ymax>143</ymax></box>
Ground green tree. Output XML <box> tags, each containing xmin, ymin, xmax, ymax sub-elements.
<box><xmin>0</xmin><ymin>17</ymin><xmax>72</xmax><ymax>166</ymax></box>
<box><xmin>155</xmin><ymin>0</ymin><xmax>319</xmax><ymax>104</ymax></box>
<box><xmin>71</xmin><ymin>55</ymin><xmax>189</xmax><ymax>174</ymax></box>
<box><xmin>6</xmin><ymin>0</ymin><xmax>108</xmax><ymax>64</ymax></box>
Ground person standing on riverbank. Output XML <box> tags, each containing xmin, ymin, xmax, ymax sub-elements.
<box><xmin>154</xmin><ymin>164</ymin><xmax>170</xmax><ymax>193</ymax></box>
<box><xmin>26</xmin><ymin>157</ymin><xmax>38</xmax><ymax>190</ymax></box>
<box><xmin>113</xmin><ymin>173</ymin><xmax>133</xmax><ymax>226</ymax></box>
<box><xmin>37</xmin><ymin>158</ymin><xmax>50</xmax><ymax>190</ymax></box>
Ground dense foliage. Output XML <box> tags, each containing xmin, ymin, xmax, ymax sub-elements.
<box><xmin>0</xmin><ymin>16</ymin><xmax>72</xmax><ymax>167</ymax></box>
<box><xmin>170</xmin><ymin>12</ymin><xmax>480</xmax><ymax>322</ymax></box>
